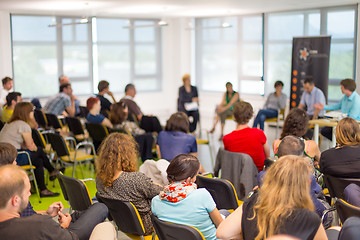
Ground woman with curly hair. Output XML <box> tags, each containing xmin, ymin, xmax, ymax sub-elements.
<box><xmin>223</xmin><ymin>101</ymin><xmax>270</xmax><ymax>171</ymax></box>
<box><xmin>217</xmin><ymin>155</ymin><xmax>327</xmax><ymax>240</ymax></box>
<box><xmin>273</xmin><ymin>108</ymin><xmax>320</xmax><ymax>163</ymax></box>
<box><xmin>95</xmin><ymin>133</ymin><xmax>162</xmax><ymax>235</ymax></box>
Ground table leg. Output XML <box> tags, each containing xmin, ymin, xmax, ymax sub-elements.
<box><xmin>332</xmin><ymin>126</ymin><xmax>336</xmax><ymax>148</ymax></box>
<box><xmin>314</xmin><ymin>124</ymin><xmax>319</xmax><ymax>146</ymax></box>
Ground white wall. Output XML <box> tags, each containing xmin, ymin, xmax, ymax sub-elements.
<box><xmin>0</xmin><ymin>11</ymin><xmax>12</xmax><ymax>79</ymax></box>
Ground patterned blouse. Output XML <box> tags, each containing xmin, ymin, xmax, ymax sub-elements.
<box><xmin>96</xmin><ymin>172</ymin><xmax>162</xmax><ymax>235</ymax></box>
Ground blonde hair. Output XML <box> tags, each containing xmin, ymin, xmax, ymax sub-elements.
<box><xmin>182</xmin><ymin>74</ymin><xmax>190</xmax><ymax>84</ymax></box>
<box><xmin>253</xmin><ymin>155</ymin><xmax>314</xmax><ymax>240</ymax></box>
<box><xmin>336</xmin><ymin>117</ymin><xmax>360</xmax><ymax>146</ymax></box>
<box><xmin>96</xmin><ymin>133</ymin><xmax>138</xmax><ymax>187</ymax></box>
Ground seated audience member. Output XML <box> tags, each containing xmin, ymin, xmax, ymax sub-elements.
<box><xmin>177</xmin><ymin>74</ymin><xmax>199</xmax><ymax>133</ymax></box>
<box><xmin>157</xmin><ymin>112</ymin><xmax>197</xmax><ymax>161</ymax></box>
<box><xmin>210</xmin><ymin>82</ymin><xmax>240</xmax><ymax>139</ymax></box>
<box><xmin>223</xmin><ymin>101</ymin><xmax>270</xmax><ymax>171</ymax></box>
<box><xmin>273</xmin><ymin>108</ymin><xmax>321</xmax><ymax>165</ymax></box>
<box><xmin>253</xmin><ymin>80</ymin><xmax>287</xmax><ymax>131</ymax></box>
<box><xmin>96</xmin><ymin>133</ymin><xmax>162</xmax><ymax>235</ymax></box>
<box><xmin>120</xmin><ymin>83</ymin><xmax>162</xmax><ymax>133</ymax></box>
<box><xmin>59</xmin><ymin>75</ymin><xmax>81</xmax><ymax>116</ymax></box>
<box><xmin>0</xmin><ymin>76</ymin><xmax>13</xmax><ymax>106</ymax></box>
<box><xmin>1</xmin><ymin>92</ymin><xmax>22</xmax><ymax>122</ymax></box>
<box><xmin>96</xmin><ymin>80</ymin><xmax>116</xmax><ymax>117</ymax></box>
<box><xmin>152</xmin><ymin>154</ymin><xmax>223</xmax><ymax>240</ymax></box>
<box><xmin>344</xmin><ymin>183</ymin><xmax>360</xmax><ymax>208</ymax></box>
<box><xmin>259</xmin><ymin>135</ymin><xmax>332</xmax><ymax>228</ymax></box>
<box><xmin>320</xmin><ymin>117</ymin><xmax>360</xmax><ymax>178</ymax></box>
<box><xmin>110</xmin><ymin>101</ymin><xmax>153</xmax><ymax>161</ymax></box>
<box><xmin>216</xmin><ymin>155</ymin><xmax>328</xmax><ymax>240</ymax></box>
<box><xmin>315</xmin><ymin>78</ymin><xmax>360</xmax><ymax>140</ymax></box>
<box><xmin>0</xmin><ymin>142</ymin><xmax>107</xmax><ymax>223</ymax></box>
<box><xmin>0</xmin><ymin>165</ymin><xmax>108</xmax><ymax>240</ymax></box>
<box><xmin>44</xmin><ymin>83</ymin><xmax>76</xmax><ymax>117</ymax></box>
<box><xmin>0</xmin><ymin>102</ymin><xmax>59</xmax><ymax>197</ymax></box>
<box><xmin>86</xmin><ymin>97</ymin><xmax>113</xmax><ymax>128</ymax></box>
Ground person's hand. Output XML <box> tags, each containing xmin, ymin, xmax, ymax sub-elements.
<box><xmin>192</xmin><ymin>97</ymin><xmax>199</xmax><ymax>103</ymax></box>
<box><xmin>46</xmin><ymin>202</ymin><xmax>64</xmax><ymax>217</ymax></box>
<box><xmin>314</xmin><ymin>103</ymin><xmax>324</xmax><ymax>110</ymax></box>
<box><xmin>107</xmin><ymin>91</ymin><xmax>114</xmax><ymax>97</ymax></box>
<box><xmin>58</xmin><ymin>212</ymin><xmax>72</xmax><ymax>229</ymax></box>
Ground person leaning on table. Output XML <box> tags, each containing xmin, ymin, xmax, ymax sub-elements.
<box><xmin>315</xmin><ymin>78</ymin><xmax>360</xmax><ymax>140</ymax></box>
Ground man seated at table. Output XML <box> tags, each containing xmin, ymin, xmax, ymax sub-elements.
<box><xmin>315</xmin><ymin>78</ymin><xmax>360</xmax><ymax>140</ymax></box>
<box><xmin>120</xmin><ymin>83</ymin><xmax>162</xmax><ymax>133</ymax></box>
<box><xmin>1</xmin><ymin>92</ymin><xmax>22</xmax><ymax>122</ymax></box>
<box><xmin>298</xmin><ymin>77</ymin><xmax>326</xmax><ymax>139</ymax></box>
<box><xmin>298</xmin><ymin>77</ymin><xmax>326</xmax><ymax>120</ymax></box>
<box><xmin>44</xmin><ymin>83</ymin><xmax>76</xmax><ymax>117</ymax></box>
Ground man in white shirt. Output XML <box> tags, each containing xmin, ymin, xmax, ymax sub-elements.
<box><xmin>0</xmin><ymin>77</ymin><xmax>13</xmax><ymax>106</ymax></box>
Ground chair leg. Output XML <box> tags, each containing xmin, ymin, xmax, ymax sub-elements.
<box><xmin>30</xmin><ymin>169</ymin><xmax>41</xmax><ymax>203</ymax></box>
<box><xmin>72</xmin><ymin>161</ymin><xmax>76</xmax><ymax>178</ymax></box>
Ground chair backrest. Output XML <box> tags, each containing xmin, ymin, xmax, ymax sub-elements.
<box><xmin>96</xmin><ymin>193</ymin><xmax>145</xmax><ymax>236</ymax></box>
<box><xmin>66</xmin><ymin>117</ymin><xmax>85</xmax><ymax>135</ymax></box>
<box><xmin>47</xmin><ymin>133</ymin><xmax>70</xmax><ymax>157</ymax></box>
<box><xmin>0</xmin><ymin>120</ymin><xmax>4</xmax><ymax>131</ymax></box>
<box><xmin>214</xmin><ymin>148</ymin><xmax>258</xmax><ymax>201</ymax></box>
<box><xmin>151</xmin><ymin>214</ymin><xmax>205</xmax><ymax>240</ymax></box>
<box><xmin>31</xmin><ymin>129</ymin><xmax>46</xmax><ymax>149</ymax></box>
<box><xmin>45</xmin><ymin>113</ymin><xmax>63</xmax><ymax>129</ymax></box>
<box><xmin>57</xmin><ymin>173</ymin><xmax>92</xmax><ymax>211</ymax></box>
<box><xmin>85</xmin><ymin>122</ymin><xmax>109</xmax><ymax>142</ymax></box>
<box><xmin>323</xmin><ymin>175</ymin><xmax>360</xmax><ymax>199</ymax></box>
<box><xmin>196</xmin><ymin>175</ymin><xmax>239</xmax><ymax>210</ymax></box>
<box><xmin>335</xmin><ymin>198</ymin><xmax>360</xmax><ymax>224</ymax></box>
<box><xmin>34</xmin><ymin>109</ymin><xmax>47</xmax><ymax>128</ymax></box>
<box><xmin>78</xmin><ymin>106</ymin><xmax>89</xmax><ymax>118</ymax></box>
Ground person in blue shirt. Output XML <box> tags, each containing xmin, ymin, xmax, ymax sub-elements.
<box><xmin>315</xmin><ymin>78</ymin><xmax>360</xmax><ymax>140</ymax></box>
<box><xmin>152</xmin><ymin>154</ymin><xmax>223</xmax><ymax>240</ymax></box>
<box><xmin>156</xmin><ymin>112</ymin><xmax>205</xmax><ymax>173</ymax></box>
<box><xmin>298</xmin><ymin>77</ymin><xmax>326</xmax><ymax>120</ymax></box>
<box><xmin>86</xmin><ymin>97</ymin><xmax>113</xmax><ymax>128</ymax></box>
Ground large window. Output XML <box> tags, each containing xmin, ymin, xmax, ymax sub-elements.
<box><xmin>12</xmin><ymin>16</ymin><xmax>58</xmax><ymax>98</ymax></box>
<box><xmin>195</xmin><ymin>15</ymin><xmax>263</xmax><ymax>94</ymax></box>
<box><xmin>195</xmin><ymin>5</ymin><xmax>357</xmax><ymax>99</ymax></box>
<box><xmin>11</xmin><ymin>15</ymin><xmax>162</xmax><ymax>97</ymax></box>
<box><xmin>264</xmin><ymin>6</ymin><xmax>357</xmax><ymax>101</ymax></box>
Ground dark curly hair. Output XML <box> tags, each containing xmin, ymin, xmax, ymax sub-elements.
<box><xmin>280</xmin><ymin>108</ymin><xmax>309</xmax><ymax>139</ymax></box>
<box><xmin>233</xmin><ymin>101</ymin><xmax>253</xmax><ymax>125</ymax></box>
<box><xmin>96</xmin><ymin>133</ymin><xmax>138</xmax><ymax>187</ymax></box>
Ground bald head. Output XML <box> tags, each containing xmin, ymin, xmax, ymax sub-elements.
<box><xmin>59</xmin><ymin>75</ymin><xmax>70</xmax><ymax>85</ymax></box>
<box><xmin>0</xmin><ymin>165</ymin><xmax>27</xmax><ymax>209</ymax></box>
<box><xmin>277</xmin><ymin>135</ymin><xmax>305</xmax><ymax>158</ymax></box>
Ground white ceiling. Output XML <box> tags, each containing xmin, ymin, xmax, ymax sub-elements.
<box><xmin>0</xmin><ymin>0</ymin><xmax>358</xmax><ymax>18</ymax></box>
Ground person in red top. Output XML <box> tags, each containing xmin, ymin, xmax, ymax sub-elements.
<box><xmin>223</xmin><ymin>101</ymin><xmax>270</xmax><ymax>171</ymax></box>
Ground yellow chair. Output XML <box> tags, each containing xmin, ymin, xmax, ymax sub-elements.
<box><xmin>151</xmin><ymin>214</ymin><xmax>205</xmax><ymax>240</ymax></box>
<box><xmin>97</xmin><ymin>194</ymin><xmax>154</xmax><ymax>240</ymax></box>
<box><xmin>18</xmin><ymin>151</ymin><xmax>41</xmax><ymax>203</ymax></box>
<box><xmin>196</xmin><ymin>174</ymin><xmax>242</xmax><ymax>211</ymax></box>
<box><xmin>265</xmin><ymin>108</ymin><xmax>285</xmax><ymax>138</ymax></box>
<box><xmin>47</xmin><ymin>133</ymin><xmax>96</xmax><ymax>178</ymax></box>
